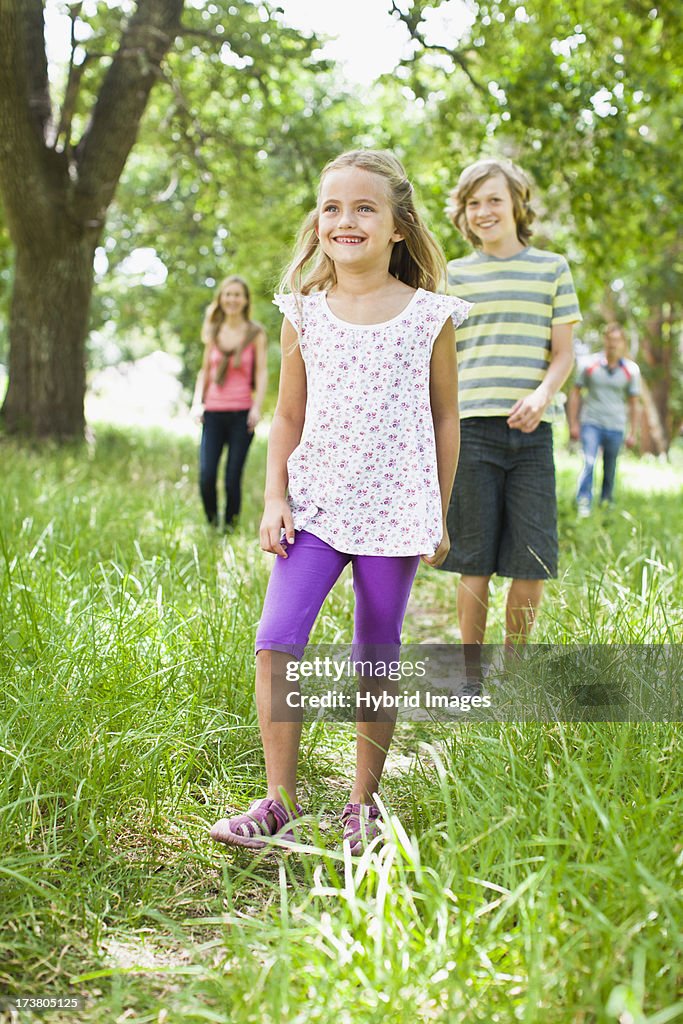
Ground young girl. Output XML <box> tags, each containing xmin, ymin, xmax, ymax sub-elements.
<box><xmin>192</xmin><ymin>276</ymin><xmax>267</xmax><ymax>529</ymax></box>
<box><xmin>210</xmin><ymin>150</ymin><xmax>471</xmax><ymax>854</ymax></box>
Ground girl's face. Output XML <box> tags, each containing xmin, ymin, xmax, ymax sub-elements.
<box><xmin>464</xmin><ymin>173</ymin><xmax>518</xmax><ymax>250</ymax></box>
<box><xmin>220</xmin><ymin>282</ymin><xmax>248</xmax><ymax>317</ymax></box>
<box><xmin>317</xmin><ymin>167</ymin><xmax>403</xmax><ymax>271</ymax></box>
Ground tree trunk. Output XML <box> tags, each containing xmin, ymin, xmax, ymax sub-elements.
<box><xmin>638</xmin><ymin>379</ymin><xmax>668</xmax><ymax>457</ymax></box>
<box><xmin>0</xmin><ymin>0</ymin><xmax>184</xmax><ymax>440</ymax></box>
<box><xmin>639</xmin><ymin>305</ymin><xmax>672</xmax><ymax>453</ymax></box>
<box><xmin>2</xmin><ymin>228</ymin><xmax>97</xmax><ymax>437</ymax></box>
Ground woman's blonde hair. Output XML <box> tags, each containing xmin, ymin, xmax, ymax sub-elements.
<box><xmin>446</xmin><ymin>158</ymin><xmax>536</xmax><ymax>247</ymax></box>
<box><xmin>280</xmin><ymin>150</ymin><xmax>447</xmax><ymax>295</ymax></box>
<box><xmin>202</xmin><ymin>275</ymin><xmax>260</xmax><ymax>382</ymax></box>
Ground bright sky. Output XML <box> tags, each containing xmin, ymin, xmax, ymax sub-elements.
<box><xmin>44</xmin><ymin>0</ymin><xmax>476</xmax><ymax>86</ymax></box>
<box><xmin>278</xmin><ymin>0</ymin><xmax>475</xmax><ymax>83</ymax></box>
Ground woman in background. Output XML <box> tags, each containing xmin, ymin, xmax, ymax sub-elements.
<box><xmin>192</xmin><ymin>276</ymin><xmax>267</xmax><ymax>529</ymax></box>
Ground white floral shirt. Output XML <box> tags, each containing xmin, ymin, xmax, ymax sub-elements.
<box><xmin>274</xmin><ymin>288</ymin><xmax>472</xmax><ymax>556</ymax></box>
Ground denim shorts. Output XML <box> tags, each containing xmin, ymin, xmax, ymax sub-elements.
<box><xmin>440</xmin><ymin>417</ymin><xmax>558</xmax><ymax>579</ymax></box>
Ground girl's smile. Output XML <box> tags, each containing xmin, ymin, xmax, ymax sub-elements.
<box><xmin>317</xmin><ymin>167</ymin><xmax>402</xmax><ymax>266</ymax></box>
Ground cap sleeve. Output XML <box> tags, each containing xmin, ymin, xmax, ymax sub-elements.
<box><xmin>427</xmin><ymin>292</ymin><xmax>474</xmax><ymax>335</ymax></box>
<box><xmin>446</xmin><ymin>293</ymin><xmax>474</xmax><ymax>329</ymax></box>
<box><xmin>273</xmin><ymin>292</ymin><xmax>303</xmax><ymax>335</ymax></box>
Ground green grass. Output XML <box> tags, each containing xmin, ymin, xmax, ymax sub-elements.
<box><xmin>0</xmin><ymin>425</ymin><xmax>681</xmax><ymax>1023</ymax></box>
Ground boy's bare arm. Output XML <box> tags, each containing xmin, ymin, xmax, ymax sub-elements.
<box><xmin>567</xmin><ymin>386</ymin><xmax>582</xmax><ymax>438</ymax></box>
<box><xmin>507</xmin><ymin>322</ymin><xmax>575</xmax><ymax>433</ymax></box>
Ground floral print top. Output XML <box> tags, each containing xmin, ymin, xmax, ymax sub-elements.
<box><xmin>273</xmin><ymin>288</ymin><xmax>473</xmax><ymax>556</ymax></box>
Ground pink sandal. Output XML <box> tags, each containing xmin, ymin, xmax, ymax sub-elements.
<box><xmin>210</xmin><ymin>797</ymin><xmax>303</xmax><ymax>850</ymax></box>
<box><xmin>341</xmin><ymin>802</ymin><xmax>382</xmax><ymax>855</ymax></box>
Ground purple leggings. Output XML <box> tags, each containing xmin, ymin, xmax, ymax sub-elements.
<box><xmin>255</xmin><ymin>530</ymin><xmax>420</xmax><ymax>659</ymax></box>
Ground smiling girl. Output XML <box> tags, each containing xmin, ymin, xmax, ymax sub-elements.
<box><xmin>209</xmin><ymin>149</ymin><xmax>471</xmax><ymax>855</ymax></box>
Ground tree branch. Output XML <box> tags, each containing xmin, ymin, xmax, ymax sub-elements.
<box><xmin>0</xmin><ymin>0</ymin><xmax>56</xmax><ymax>243</ymax></box>
<box><xmin>388</xmin><ymin>0</ymin><xmax>488</xmax><ymax>94</ymax></box>
<box><xmin>74</xmin><ymin>0</ymin><xmax>184</xmax><ymax>224</ymax></box>
<box><xmin>55</xmin><ymin>52</ymin><xmax>107</xmax><ymax>152</ymax></box>
<box><xmin>53</xmin><ymin>2</ymin><xmax>83</xmax><ymax>149</ymax></box>
<box><xmin>24</xmin><ymin>0</ymin><xmax>54</xmax><ymax>137</ymax></box>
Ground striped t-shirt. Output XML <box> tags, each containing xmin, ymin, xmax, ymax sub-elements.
<box><xmin>447</xmin><ymin>246</ymin><xmax>582</xmax><ymax>420</ymax></box>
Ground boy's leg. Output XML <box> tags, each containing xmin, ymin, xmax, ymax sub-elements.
<box><xmin>506</xmin><ymin>579</ymin><xmax>545</xmax><ymax>646</ymax></box>
<box><xmin>457</xmin><ymin>575</ymin><xmax>491</xmax><ymax>644</ymax></box>
<box><xmin>440</xmin><ymin>419</ymin><xmax>506</xmax><ymax>644</ymax></box>
<box><xmin>199</xmin><ymin>412</ymin><xmax>226</xmax><ymax>524</ymax></box>
<box><xmin>224</xmin><ymin>410</ymin><xmax>254</xmax><ymax>526</ymax></box>
<box><xmin>500</xmin><ymin>423</ymin><xmax>557</xmax><ymax>645</ymax></box>
<box><xmin>600</xmin><ymin>428</ymin><xmax>624</xmax><ymax>504</ymax></box>
<box><xmin>350</xmin><ymin>553</ymin><xmax>420</xmax><ymax>804</ymax></box>
<box><xmin>255</xmin><ymin>531</ymin><xmax>348</xmax><ymax>805</ymax></box>
<box><xmin>457</xmin><ymin>576</ymin><xmax>491</xmax><ymax>690</ymax></box>
<box><xmin>577</xmin><ymin>423</ymin><xmax>601</xmax><ymax>507</ymax></box>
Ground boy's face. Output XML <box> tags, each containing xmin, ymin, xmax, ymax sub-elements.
<box><xmin>604</xmin><ymin>330</ymin><xmax>626</xmax><ymax>362</ymax></box>
<box><xmin>464</xmin><ymin>173</ymin><xmax>518</xmax><ymax>250</ymax></box>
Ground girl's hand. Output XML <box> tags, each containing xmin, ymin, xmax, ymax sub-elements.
<box><xmin>247</xmin><ymin>406</ymin><xmax>261</xmax><ymax>433</ymax></box>
<box><xmin>507</xmin><ymin>387</ymin><xmax>550</xmax><ymax>433</ymax></box>
<box><xmin>422</xmin><ymin>530</ymin><xmax>450</xmax><ymax>568</ymax></box>
<box><xmin>190</xmin><ymin>404</ymin><xmax>204</xmax><ymax>425</ymax></box>
<box><xmin>260</xmin><ymin>498</ymin><xmax>295</xmax><ymax>557</ymax></box>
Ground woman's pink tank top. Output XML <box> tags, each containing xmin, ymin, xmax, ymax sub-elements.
<box><xmin>203</xmin><ymin>343</ymin><xmax>255</xmax><ymax>411</ymax></box>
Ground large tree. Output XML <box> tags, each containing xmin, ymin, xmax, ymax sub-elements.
<box><xmin>0</xmin><ymin>0</ymin><xmax>185</xmax><ymax>437</ymax></box>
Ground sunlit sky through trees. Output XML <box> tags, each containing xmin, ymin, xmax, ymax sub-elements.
<box><xmin>43</xmin><ymin>0</ymin><xmax>475</xmax><ymax>85</ymax></box>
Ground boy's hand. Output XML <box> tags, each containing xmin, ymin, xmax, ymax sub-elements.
<box><xmin>422</xmin><ymin>530</ymin><xmax>450</xmax><ymax>568</ymax></box>
<box><xmin>507</xmin><ymin>388</ymin><xmax>550</xmax><ymax>433</ymax></box>
<box><xmin>260</xmin><ymin>499</ymin><xmax>295</xmax><ymax>557</ymax></box>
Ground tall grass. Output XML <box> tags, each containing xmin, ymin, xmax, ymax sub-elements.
<box><xmin>0</xmin><ymin>426</ymin><xmax>681</xmax><ymax>1022</ymax></box>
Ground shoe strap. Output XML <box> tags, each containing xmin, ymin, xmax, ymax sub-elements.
<box><xmin>246</xmin><ymin>798</ymin><xmax>301</xmax><ymax>833</ymax></box>
<box><xmin>342</xmin><ymin>802</ymin><xmax>380</xmax><ymax>822</ymax></box>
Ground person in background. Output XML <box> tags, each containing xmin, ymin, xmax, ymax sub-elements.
<box><xmin>192</xmin><ymin>276</ymin><xmax>267</xmax><ymax>530</ymax></box>
<box><xmin>441</xmin><ymin>157</ymin><xmax>581</xmax><ymax>650</ymax></box>
<box><xmin>568</xmin><ymin>322</ymin><xmax>641</xmax><ymax>516</ymax></box>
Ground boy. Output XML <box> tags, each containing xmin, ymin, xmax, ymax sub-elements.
<box><xmin>441</xmin><ymin>158</ymin><xmax>581</xmax><ymax>647</ymax></box>
<box><xmin>568</xmin><ymin>322</ymin><xmax>640</xmax><ymax>515</ymax></box>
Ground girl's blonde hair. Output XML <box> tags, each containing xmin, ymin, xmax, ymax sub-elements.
<box><xmin>446</xmin><ymin>158</ymin><xmax>536</xmax><ymax>247</ymax></box>
<box><xmin>280</xmin><ymin>150</ymin><xmax>447</xmax><ymax>295</ymax></box>
<box><xmin>202</xmin><ymin>275</ymin><xmax>260</xmax><ymax>382</ymax></box>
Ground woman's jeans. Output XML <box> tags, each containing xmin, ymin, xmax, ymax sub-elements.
<box><xmin>199</xmin><ymin>410</ymin><xmax>253</xmax><ymax>526</ymax></box>
<box><xmin>577</xmin><ymin>422</ymin><xmax>624</xmax><ymax>506</ymax></box>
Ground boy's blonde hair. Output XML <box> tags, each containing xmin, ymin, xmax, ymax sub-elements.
<box><xmin>280</xmin><ymin>150</ymin><xmax>447</xmax><ymax>294</ymax></box>
<box><xmin>447</xmin><ymin>158</ymin><xmax>536</xmax><ymax>247</ymax></box>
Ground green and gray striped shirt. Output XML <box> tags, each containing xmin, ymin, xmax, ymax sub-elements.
<box><xmin>447</xmin><ymin>246</ymin><xmax>582</xmax><ymax>420</ymax></box>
